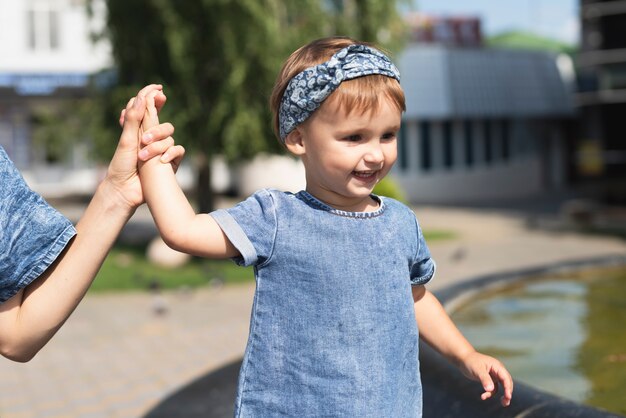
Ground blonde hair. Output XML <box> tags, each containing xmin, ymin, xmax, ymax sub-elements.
<box><xmin>270</xmin><ymin>36</ymin><xmax>406</xmax><ymax>142</ymax></box>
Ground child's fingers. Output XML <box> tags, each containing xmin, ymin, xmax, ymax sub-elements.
<box><xmin>138</xmin><ymin>136</ymin><xmax>173</xmax><ymax>160</ymax></box>
<box><xmin>138</xmin><ymin>140</ymin><xmax>184</xmax><ymax>172</ymax></box>
<box><xmin>141</xmin><ymin>123</ymin><xmax>175</xmax><ymax>145</ymax></box>
<box><xmin>161</xmin><ymin>145</ymin><xmax>185</xmax><ymax>172</ymax></box>
<box><xmin>475</xmin><ymin>368</ymin><xmax>499</xmax><ymax>402</ymax></box>
<box><xmin>138</xmin><ymin>133</ymin><xmax>172</xmax><ymax>157</ymax></box>
<box><xmin>483</xmin><ymin>365</ymin><xmax>513</xmax><ymax>407</ymax></box>
<box><xmin>494</xmin><ymin>368</ymin><xmax>513</xmax><ymax>407</ymax></box>
<box><xmin>141</xmin><ymin>90</ymin><xmax>160</xmax><ymax>131</ymax></box>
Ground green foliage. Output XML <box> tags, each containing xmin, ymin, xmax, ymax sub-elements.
<box><xmin>90</xmin><ymin>0</ymin><xmax>411</xmax><ymax>211</ymax></box>
<box><xmin>30</xmin><ymin>99</ymin><xmax>101</xmax><ymax>164</ymax></box>
<box><xmin>487</xmin><ymin>30</ymin><xmax>577</xmax><ymax>55</ymax></box>
<box><xmin>373</xmin><ymin>176</ymin><xmax>406</xmax><ymax>203</ymax></box>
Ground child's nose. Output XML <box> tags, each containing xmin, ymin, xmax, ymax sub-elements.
<box><xmin>363</xmin><ymin>142</ymin><xmax>384</xmax><ymax>164</ymax></box>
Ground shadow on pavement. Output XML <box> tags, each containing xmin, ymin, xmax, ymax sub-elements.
<box><xmin>144</xmin><ymin>359</ymin><xmax>241</xmax><ymax>418</ymax></box>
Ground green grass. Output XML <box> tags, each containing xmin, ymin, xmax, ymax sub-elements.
<box><xmin>92</xmin><ymin>229</ymin><xmax>456</xmax><ymax>292</ymax></box>
<box><xmin>423</xmin><ymin>230</ymin><xmax>457</xmax><ymax>241</ymax></box>
<box><xmin>90</xmin><ymin>244</ymin><xmax>253</xmax><ymax>293</ymax></box>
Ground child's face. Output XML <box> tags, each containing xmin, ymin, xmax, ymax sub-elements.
<box><xmin>292</xmin><ymin>96</ymin><xmax>401</xmax><ymax>211</ymax></box>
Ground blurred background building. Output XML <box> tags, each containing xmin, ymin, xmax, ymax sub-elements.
<box><xmin>3</xmin><ymin>0</ymin><xmax>623</xmax><ymax>206</ymax></box>
<box><xmin>395</xmin><ymin>13</ymin><xmax>575</xmax><ymax>204</ymax></box>
<box><xmin>0</xmin><ymin>0</ymin><xmax>110</xmax><ymax>196</ymax></box>
<box><xmin>577</xmin><ymin>0</ymin><xmax>626</xmax><ymax>203</ymax></box>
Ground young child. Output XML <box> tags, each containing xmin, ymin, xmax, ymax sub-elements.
<box><xmin>138</xmin><ymin>37</ymin><xmax>513</xmax><ymax>417</ymax></box>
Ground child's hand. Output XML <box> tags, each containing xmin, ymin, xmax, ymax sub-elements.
<box><xmin>119</xmin><ymin>87</ymin><xmax>183</xmax><ymax>167</ymax></box>
<box><xmin>459</xmin><ymin>351</ymin><xmax>513</xmax><ymax>407</ymax></box>
<box><xmin>119</xmin><ymin>89</ymin><xmax>166</xmax><ymax>127</ymax></box>
<box><xmin>138</xmin><ymin>122</ymin><xmax>180</xmax><ymax>166</ymax></box>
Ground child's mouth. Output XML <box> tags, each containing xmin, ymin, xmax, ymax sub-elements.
<box><xmin>352</xmin><ymin>170</ymin><xmax>378</xmax><ymax>182</ymax></box>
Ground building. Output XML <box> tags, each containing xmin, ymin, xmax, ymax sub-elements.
<box><xmin>577</xmin><ymin>0</ymin><xmax>626</xmax><ymax>202</ymax></box>
<box><xmin>393</xmin><ymin>15</ymin><xmax>576</xmax><ymax>204</ymax></box>
<box><xmin>0</xmin><ymin>0</ymin><xmax>110</xmax><ymax>195</ymax></box>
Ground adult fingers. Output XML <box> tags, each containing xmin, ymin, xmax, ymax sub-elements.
<box><xmin>128</xmin><ymin>91</ymin><xmax>165</xmax><ymax>120</ymax></box>
<box><xmin>155</xmin><ymin>91</ymin><xmax>167</xmax><ymax>113</ymax></box>
<box><xmin>119</xmin><ymin>97</ymin><xmax>136</xmax><ymax>127</ymax></box>
<box><xmin>136</xmin><ymin>84</ymin><xmax>162</xmax><ymax>102</ymax></box>
<box><xmin>141</xmin><ymin>122</ymin><xmax>175</xmax><ymax>145</ymax></box>
<box><xmin>118</xmin><ymin>95</ymin><xmax>145</xmax><ymax>151</ymax></box>
<box><xmin>119</xmin><ymin>109</ymin><xmax>127</xmax><ymax>128</ymax></box>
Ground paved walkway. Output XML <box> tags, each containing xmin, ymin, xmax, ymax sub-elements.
<box><xmin>1</xmin><ymin>203</ymin><xmax>625</xmax><ymax>417</ymax></box>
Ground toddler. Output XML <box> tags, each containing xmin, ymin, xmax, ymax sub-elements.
<box><xmin>138</xmin><ymin>37</ymin><xmax>513</xmax><ymax>417</ymax></box>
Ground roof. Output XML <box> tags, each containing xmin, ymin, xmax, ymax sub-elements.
<box><xmin>397</xmin><ymin>45</ymin><xmax>575</xmax><ymax>119</ymax></box>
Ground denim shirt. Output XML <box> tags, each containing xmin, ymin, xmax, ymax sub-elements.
<box><xmin>212</xmin><ymin>189</ymin><xmax>435</xmax><ymax>418</ymax></box>
<box><xmin>0</xmin><ymin>146</ymin><xmax>76</xmax><ymax>303</ymax></box>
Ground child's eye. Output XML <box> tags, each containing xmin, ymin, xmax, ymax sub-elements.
<box><xmin>343</xmin><ymin>134</ymin><xmax>362</xmax><ymax>142</ymax></box>
<box><xmin>381</xmin><ymin>132</ymin><xmax>397</xmax><ymax>141</ymax></box>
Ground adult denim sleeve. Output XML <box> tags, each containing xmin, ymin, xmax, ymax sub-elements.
<box><xmin>0</xmin><ymin>147</ymin><xmax>76</xmax><ymax>303</ymax></box>
<box><xmin>210</xmin><ymin>189</ymin><xmax>277</xmax><ymax>267</ymax></box>
<box><xmin>409</xmin><ymin>217</ymin><xmax>436</xmax><ymax>286</ymax></box>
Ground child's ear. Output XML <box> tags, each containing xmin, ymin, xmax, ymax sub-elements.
<box><xmin>284</xmin><ymin>128</ymin><xmax>306</xmax><ymax>156</ymax></box>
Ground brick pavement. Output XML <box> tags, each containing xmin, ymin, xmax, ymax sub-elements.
<box><xmin>0</xmin><ymin>204</ymin><xmax>625</xmax><ymax>417</ymax></box>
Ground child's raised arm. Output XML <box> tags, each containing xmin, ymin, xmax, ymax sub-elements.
<box><xmin>412</xmin><ymin>285</ymin><xmax>514</xmax><ymax>407</ymax></box>
<box><xmin>138</xmin><ymin>93</ymin><xmax>239</xmax><ymax>259</ymax></box>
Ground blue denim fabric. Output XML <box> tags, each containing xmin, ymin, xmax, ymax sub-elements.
<box><xmin>211</xmin><ymin>189</ymin><xmax>435</xmax><ymax>417</ymax></box>
<box><xmin>0</xmin><ymin>146</ymin><xmax>76</xmax><ymax>303</ymax></box>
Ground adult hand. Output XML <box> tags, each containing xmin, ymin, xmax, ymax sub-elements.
<box><xmin>104</xmin><ymin>84</ymin><xmax>184</xmax><ymax>210</ymax></box>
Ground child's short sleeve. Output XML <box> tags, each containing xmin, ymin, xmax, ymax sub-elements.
<box><xmin>410</xmin><ymin>218</ymin><xmax>436</xmax><ymax>286</ymax></box>
<box><xmin>0</xmin><ymin>146</ymin><xmax>77</xmax><ymax>304</ymax></box>
<box><xmin>210</xmin><ymin>189</ymin><xmax>277</xmax><ymax>267</ymax></box>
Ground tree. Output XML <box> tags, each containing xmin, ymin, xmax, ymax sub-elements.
<box><xmin>90</xmin><ymin>0</ymin><xmax>409</xmax><ymax>212</ymax></box>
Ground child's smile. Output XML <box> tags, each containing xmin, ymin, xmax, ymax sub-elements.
<box><xmin>286</xmin><ymin>96</ymin><xmax>401</xmax><ymax>212</ymax></box>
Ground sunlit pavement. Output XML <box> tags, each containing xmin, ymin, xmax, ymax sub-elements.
<box><xmin>1</xmin><ymin>202</ymin><xmax>625</xmax><ymax>417</ymax></box>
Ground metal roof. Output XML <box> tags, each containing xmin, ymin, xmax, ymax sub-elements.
<box><xmin>397</xmin><ymin>45</ymin><xmax>575</xmax><ymax>119</ymax></box>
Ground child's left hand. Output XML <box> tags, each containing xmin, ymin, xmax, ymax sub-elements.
<box><xmin>459</xmin><ymin>351</ymin><xmax>513</xmax><ymax>407</ymax></box>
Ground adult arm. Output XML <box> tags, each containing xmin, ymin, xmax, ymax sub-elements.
<box><xmin>137</xmin><ymin>92</ymin><xmax>239</xmax><ymax>259</ymax></box>
<box><xmin>412</xmin><ymin>285</ymin><xmax>514</xmax><ymax>406</ymax></box>
<box><xmin>0</xmin><ymin>85</ymin><xmax>183</xmax><ymax>362</ymax></box>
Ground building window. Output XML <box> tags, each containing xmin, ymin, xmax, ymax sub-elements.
<box><xmin>464</xmin><ymin>120</ymin><xmax>474</xmax><ymax>167</ymax></box>
<box><xmin>501</xmin><ymin>119</ymin><xmax>510</xmax><ymax>161</ymax></box>
<box><xmin>420</xmin><ymin>121</ymin><xmax>431</xmax><ymax>171</ymax></box>
<box><xmin>483</xmin><ymin>120</ymin><xmax>492</xmax><ymax>164</ymax></box>
<box><xmin>442</xmin><ymin>121</ymin><xmax>453</xmax><ymax>169</ymax></box>
<box><xmin>398</xmin><ymin>123</ymin><xmax>409</xmax><ymax>171</ymax></box>
<box><xmin>27</xmin><ymin>1</ymin><xmax>61</xmax><ymax>51</ymax></box>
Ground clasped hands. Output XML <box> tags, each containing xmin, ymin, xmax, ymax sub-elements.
<box><xmin>107</xmin><ymin>84</ymin><xmax>181</xmax><ymax>211</ymax></box>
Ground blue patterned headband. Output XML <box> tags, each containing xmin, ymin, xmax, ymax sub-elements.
<box><xmin>278</xmin><ymin>44</ymin><xmax>401</xmax><ymax>142</ymax></box>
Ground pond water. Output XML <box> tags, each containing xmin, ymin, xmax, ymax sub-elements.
<box><xmin>451</xmin><ymin>266</ymin><xmax>626</xmax><ymax>415</ymax></box>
